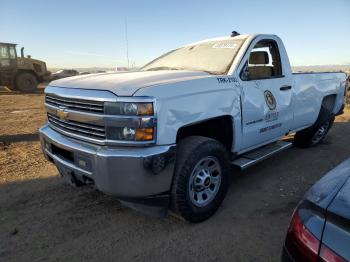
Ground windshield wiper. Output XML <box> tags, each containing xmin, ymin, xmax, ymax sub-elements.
<box><xmin>145</xmin><ymin>66</ymin><xmax>182</xmax><ymax>71</ymax></box>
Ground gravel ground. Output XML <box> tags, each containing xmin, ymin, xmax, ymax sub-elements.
<box><xmin>0</xmin><ymin>91</ymin><xmax>350</xmax><ymax>262</ymax></box>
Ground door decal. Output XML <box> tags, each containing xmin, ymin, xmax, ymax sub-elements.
<box><xmin>264</xmin><ymin>90</ymin><xmax>277</xmax><ymax>110</ymax></box>
<box><xmin>260</xmin><ymin>123</ymin><xmax>282</xmax><ymax>133</ymax></box>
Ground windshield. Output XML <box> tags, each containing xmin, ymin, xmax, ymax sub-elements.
<box><xmin>141</xmin><ymin>39</ymin><xmax>244</xmax><ymax>75</ymax></box>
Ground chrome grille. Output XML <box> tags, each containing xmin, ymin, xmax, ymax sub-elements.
<box><xmin>45</xmin><ymin>94</ymin><xmax>104</xmax><ymax>113</ymax></box>
<box><xmin>47</xmin><ymin>113</ymin><xmax>106</xmax><ymax>140</ymax></box>
<box><xmin>44</xmin><ymin>86</ymin><xmax>156</xmax><ymax>146</ymax></box>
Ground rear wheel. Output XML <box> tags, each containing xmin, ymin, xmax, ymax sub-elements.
<box><xmin>294</xmin><ymin>106</ymin><xmax>334</xmax><ymax>147</ymax></box>
<box><xmin>310</xmin><ymin>120</ymin><xmax>332</xmax><ymax>144</ymax></box>
<box><xmin>15</xmin><ymin>72</ymin><xmax>38</xmax><ymax>92</ymax></box>
<box><xmin>171</xmin><ymin>136</ymin><xmax>230</xmax><ymax>223</ymax></box>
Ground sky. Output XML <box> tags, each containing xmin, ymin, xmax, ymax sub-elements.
<box><xmin>1</xmin><ymin>0</ymin><xmax>349</xmax><ymax>69</ymax></box>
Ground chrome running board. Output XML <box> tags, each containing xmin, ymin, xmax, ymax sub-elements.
<box><xmin>232</xmin><ymin>141</ymin><xmax>293</xmax><ymax>170</ymax></box>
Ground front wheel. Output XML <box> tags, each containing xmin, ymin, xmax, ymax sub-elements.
<box><xmin>171</xmin><ymin>136</ymin><xmax>230</xmax><ymax>223</ymax></box>
<box><xmin>15</xmin><ymin>72</ymin><xmax>38</xmax><ymax>92</ymax></box>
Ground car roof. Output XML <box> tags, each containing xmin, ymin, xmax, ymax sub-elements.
<box><xmin>0</xmin><ymin>42</ymin><xmax>17</xmax><ymax>46</ymax></box>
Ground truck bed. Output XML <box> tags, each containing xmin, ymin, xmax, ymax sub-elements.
<box><xmin>291</xmin><ymin>71</ymin><xmax>346</xmax><ymax>131</ymax></box>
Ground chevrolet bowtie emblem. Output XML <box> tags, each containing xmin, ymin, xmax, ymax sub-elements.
<box><xmin>57</xmin><ymin>108</ymin><xmax>69</xmax><ymax>120</ymax></box>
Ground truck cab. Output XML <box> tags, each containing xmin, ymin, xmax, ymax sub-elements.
<box><xmin>0</xmin><ymin>43</ymin><xmax>18</xmax><ymax>87</ymax></box>
<box><xmin>39</xmin><ymin>33</ymin><xmax>346</xmax><ymax>222</ymax></box>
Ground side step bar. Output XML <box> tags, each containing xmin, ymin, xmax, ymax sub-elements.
<box><xmin>232</xmin><ymin>141</ymin><xmax>293</xmax><ymax>170</ymax></box>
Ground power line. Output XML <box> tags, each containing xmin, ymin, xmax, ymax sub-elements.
<box><xmin>125</xmin><ymin>18</ymin><xmax>129</xmax><ymax>69</ymax></box>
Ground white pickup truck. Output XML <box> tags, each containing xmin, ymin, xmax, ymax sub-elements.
<box><xmin>39</xmin><ymin>32</ymin><xmax>346</xmax><ymax>222</ymax></box>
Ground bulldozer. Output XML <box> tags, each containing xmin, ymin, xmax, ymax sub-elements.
<box><xmin>0</xmin><ymin>42</ymin><xmax>50</xmax><ymax>91</ymax></box>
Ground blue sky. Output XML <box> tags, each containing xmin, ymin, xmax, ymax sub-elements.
<box><xmin>1</xmin><ymin>0</ymin><xmax>349</xmax><ymax>69</ymax></box>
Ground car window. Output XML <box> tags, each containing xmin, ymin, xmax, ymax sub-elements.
<box><xmin>241</xmin><ymin>39</ymin><xmax>283</xmax><ymax>80</ymax></box>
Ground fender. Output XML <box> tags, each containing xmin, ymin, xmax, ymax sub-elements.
<box><xmin>136</xmin><ymin>76</ymin><xmax>242</xmax><ymax>147</ymax></box>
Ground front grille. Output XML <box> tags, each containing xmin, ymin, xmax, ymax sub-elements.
<box><xmin>45</xmin><ymin>94</ymin><xmax>104</xmax><ymax>113</ymax></box>
<box><xmin>47</xmin><ymin>113</ymin><xmax>106</xmax><ymax>140</ymax></box>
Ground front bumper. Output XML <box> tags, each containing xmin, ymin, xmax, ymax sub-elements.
<box><xmin>39</xmin><ymin>124</ymin><xmax>176</xmax><ymax>201</ymax></box>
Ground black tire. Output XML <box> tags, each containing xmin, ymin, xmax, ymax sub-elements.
<box><xmin>171</xmin><ymin>136</ymin><xmax>230</xmax><ymax>223</ymax></box>
<box><xmin>15</xmin><ymin>72</ymin><xmax>38</xmax><ymax>92</ymax></box>
<box><xmin>294</xmin><ymin>106</ymin><xmax>335</xmax><ymax>148</ymax></box>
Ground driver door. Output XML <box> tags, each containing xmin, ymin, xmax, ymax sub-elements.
<box><xmin>239</xmin><ymin>39</ymin><xmax>293</xmax><ymax>150</ymax></box>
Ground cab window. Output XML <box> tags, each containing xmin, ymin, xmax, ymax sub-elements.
<box><xmin>241</xmin><ymin>40</ymin><xmax>283</xmax><ymax>80</ymax></box>
<box><xmin>0</xmin><ymin>45</ymin><xmax>9</xmax><ymax>59</ymax></box>
<box><xmin>9</xmin><ymin>46</ymin><xmax>16</xmax><ymax>59</ymax></box>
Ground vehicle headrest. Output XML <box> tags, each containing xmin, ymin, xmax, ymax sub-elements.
<box><xmin>249</xmin><ymin>51</ymin><xmax>269</xmax><ymax>65</ymax></box>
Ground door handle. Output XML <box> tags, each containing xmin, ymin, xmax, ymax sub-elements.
<box><xmin>280</xmin><ymin>85</ymin><xmax>292</xmax><ymax>91</ymax></box>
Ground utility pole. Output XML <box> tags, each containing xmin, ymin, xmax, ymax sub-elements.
<box><xmin>125</xmin><ymin>18</ymin><xmax>130</xmax><ymax>69</ymax></box>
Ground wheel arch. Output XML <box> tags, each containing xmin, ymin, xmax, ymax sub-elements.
<box><xmin>16</xmin><ymin>69</ymin><xmax>39</xmax><ymax>81</ymax></box>
<box><xmin>321</xmin><ymin>94</ymin><xmax>337</xmax><ymax>113</ymax></box>
<box><xmin>175</xmin><ymin>115</ymin><xmax>234</xmax><ymax>151</ymax></box>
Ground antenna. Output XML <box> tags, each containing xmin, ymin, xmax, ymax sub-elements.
<box><xmin>125</xmin><ymin>18</ymin><xmax>130</xmax><ymax>69</ymax></box>
<box><xmin>231</xmin><ymin>31</ymin><xmax>240</xmax><ymax>37</ymax></box>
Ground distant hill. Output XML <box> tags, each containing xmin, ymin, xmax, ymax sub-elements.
<box><xmin>48</xmin><ymin>67</ymin><xmax>114</xmax><ymax>73</ymax></box>
<box><xmin>293</xmin><ymin>65</ymin><xmax>350</xmax><ymax>73</ymax></box>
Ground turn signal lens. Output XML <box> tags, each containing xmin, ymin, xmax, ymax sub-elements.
<box><xmin>135</xmin><ymin>128</ymin><xmax>154</xmax><ymax>141</ymax></box>
<box><xmin>137</xmin><ymin>103</ymin><xmax>154</xmax><ymax>115</ymax></box>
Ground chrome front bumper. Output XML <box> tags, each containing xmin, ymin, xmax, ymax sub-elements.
<box><xmin>39</xmin><ymin>124</ymin><xmax>176</xmax><ymax>199</ymax></box>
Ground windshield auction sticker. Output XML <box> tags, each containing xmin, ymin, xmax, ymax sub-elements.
<box><xmin>212</xmin><ymin>43</ymin><xmax>237</xmax><ymax>49</ymax></box>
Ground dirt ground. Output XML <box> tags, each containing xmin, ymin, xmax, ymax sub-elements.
<box><xmin>1</xmin><ymin>90</ymin><xmax>350</xmax><ymax>262</ymax></box>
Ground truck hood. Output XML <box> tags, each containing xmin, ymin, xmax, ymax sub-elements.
<box><xmin>49</xmin><ymin>70</ymin><xmax>211</xmax><ymax>96</ymax></box>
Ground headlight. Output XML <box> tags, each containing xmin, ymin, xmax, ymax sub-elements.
<box><xmin>122</xmin><ymin>127</ymin><xmax>136</xmax><ymax>140</ymax></box>
<box><xmin>105</xmin><ymin>102</ymin><xmax>153</xmax><ymax>116</ymax></box>
<box><xmin>105</xmin><ymin>100</ymin><xmax>156</xmax><ymax>142</ymax></box>
<box><xmin>106</xmin><ymin>127</ymin><xmax>154</xmax><ymax>141</ymax></box>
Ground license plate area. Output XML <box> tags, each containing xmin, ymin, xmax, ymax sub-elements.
<box><xmin>47</xmin><ymin>141</ymin><xmax>93</xmax><ymax>175</ymax></box>
<box><xmin>51</xmin><ymin>144</ymin><xmax>74</xmax><ymax>163</ymax></box>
